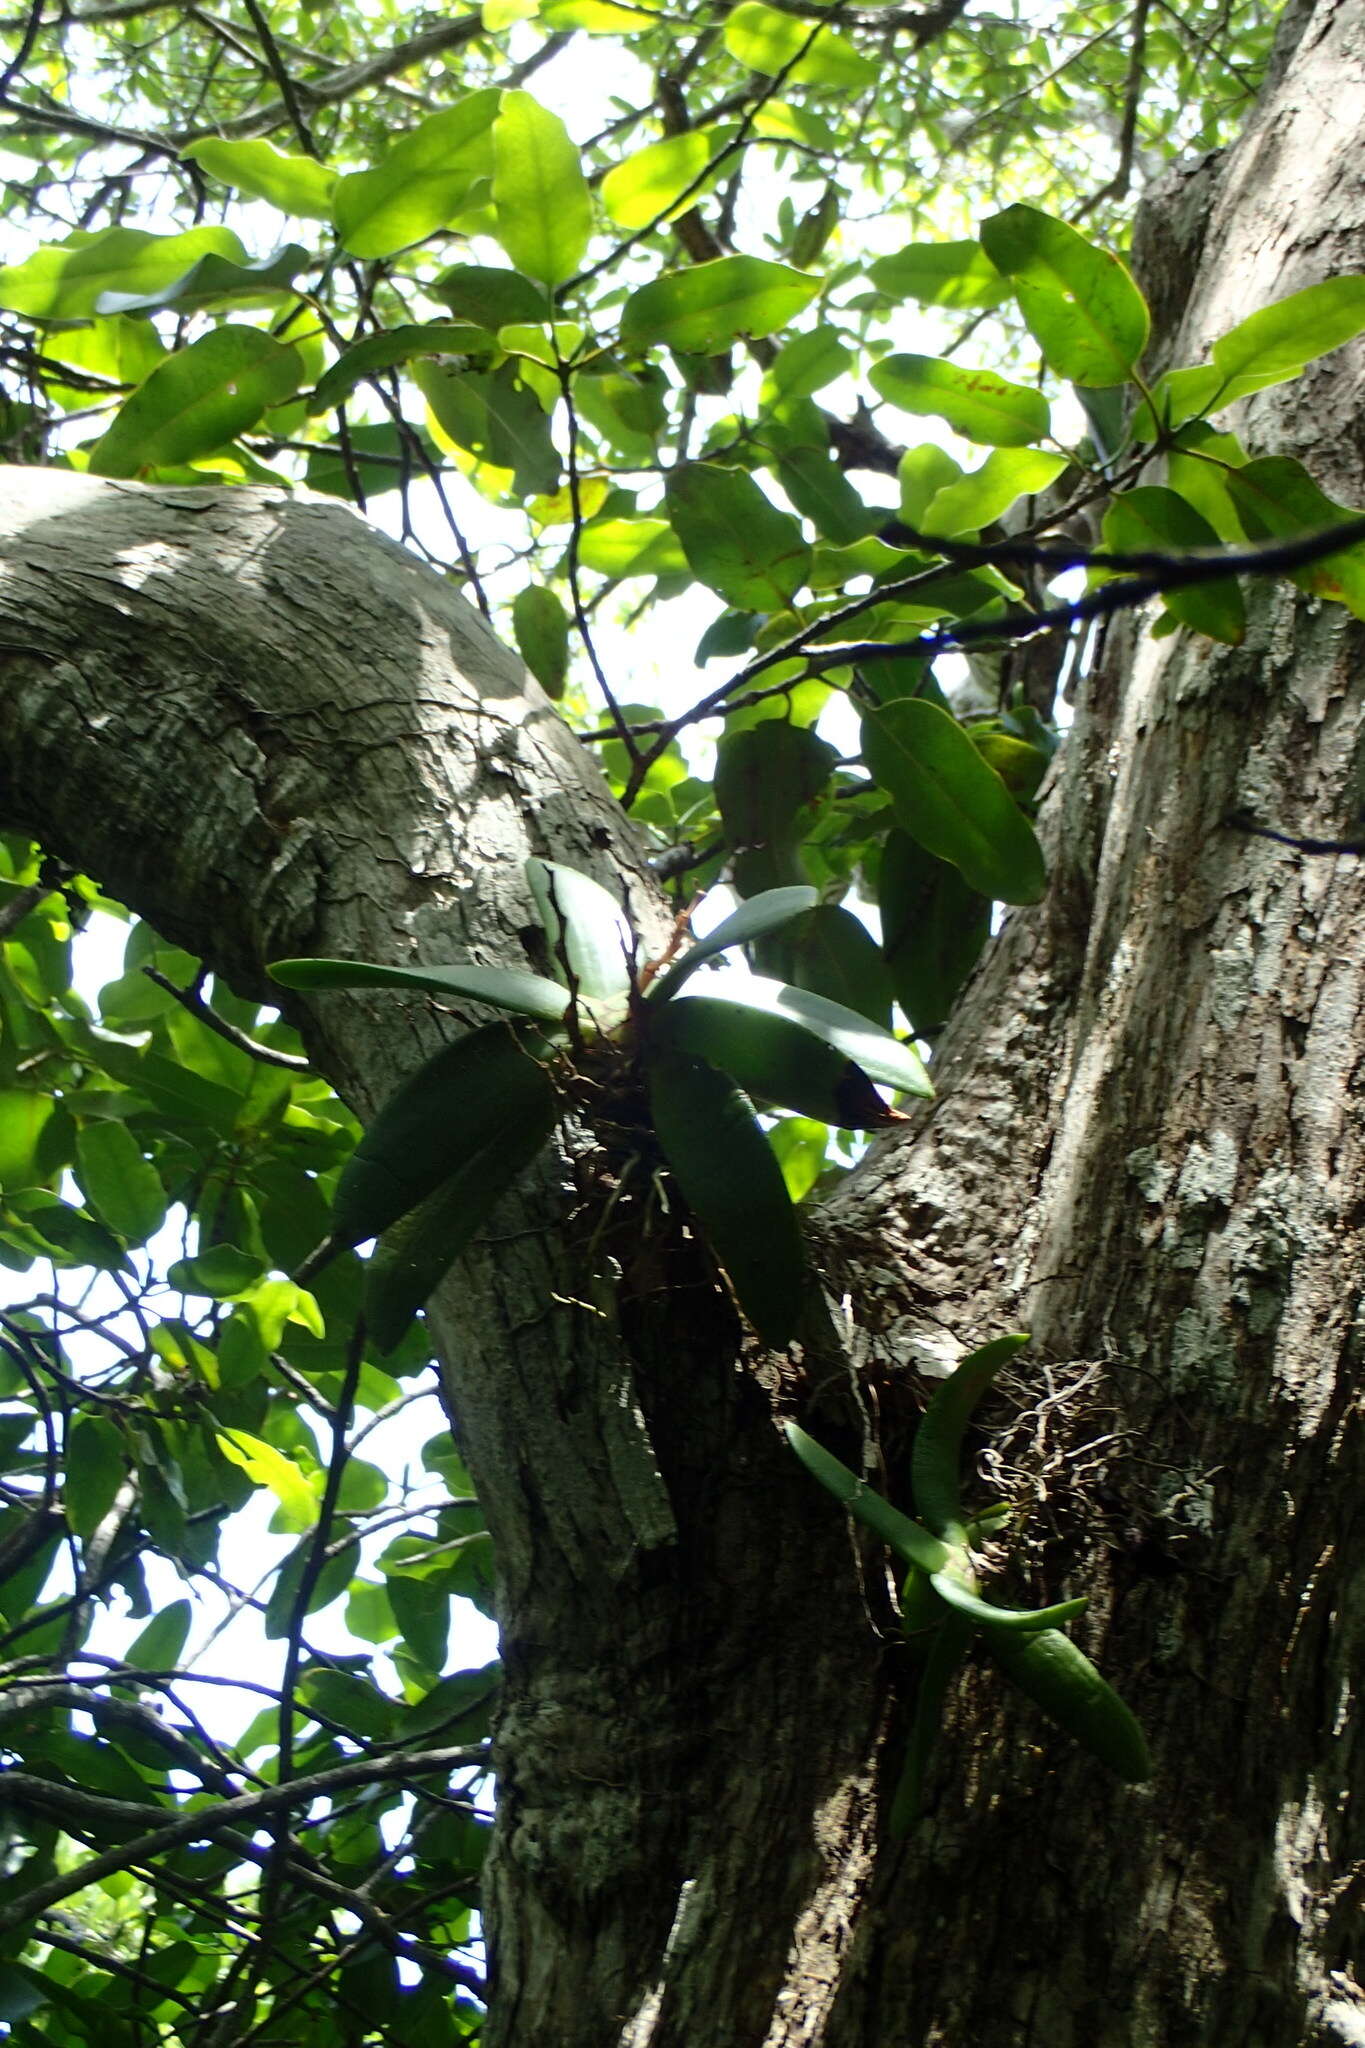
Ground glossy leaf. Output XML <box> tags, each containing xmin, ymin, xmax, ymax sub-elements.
<box><xmin>492</xmin><ymin>91</ymin><xmax>592</xmax><ymax>288</ymax></box>
<box><xmin>878</xmin><ymin>828</ymin><xmax>991</xmax><ymax>1035</ymax></box>
<box><xmin>890</xmin><ymin>1611</ymin><xmax>973</xmax><ymax>1833</ymax></box>
<box><xmin>269</xmin><ymin>955</ymin><xmax>571</xmax><ymax>1022</ymax></box>
<box><xmin>513</xmin><ymin>583</ymin><xmax>570</xmax><ymax>698</ymax></box>
<box><xmin>183</xmin><ymin>137</ymin><xmax>338</xmax><ymax>218</ymax></box>
<box><xmin>601</xmin><ymin>132</ymin><xmax>717</xmax><ymax>228</ymax></box>
<box><xmin>986</xmin><ymin>1626</ymin><xmax>1152</xmax><ymax>1780</ymax></box>
<box><xmin>621</xmin><ymin>256</ymin><xmax>818</xmax><ymax>354</ymax></box>
<box><xmin>89</xmin><ymin>326</ymin><xmax>302</xmax><ymax>476</ymax></box>
<box><xmin>929</xmin><ymin>1566</ymin><xmax>1087</xmax><ymax>1633</ymax></box>
<box><xmin>870</xmin><ymin>239</ymin><xmax>1009</xmax><ymax>310</ymax></box>
<box><xmin>665</xmin><ymin>462</ymin><xmax>812</xmax><ymax>610</ymax></box>
<box><xmin>1101</xmin><ymin>485</ymin><xmax>1246</xmax><ymax>643</ymax></box>
<box><xmin>333</xmin><ymin>92</ymin><xmax>499</xmax><ymax>258</ymax></box>
<box><xmin>912</xmin><ymin>1335</ymin><xmax>1031</xmax><ymax>1541</ymax></box>
<box><xmin>364</xmin><ymin>1085</ymin><xmax>559</xmax><ymax>1353</ymax></box>
<box><xmin>97</xmin><ymin>242</ymin><xmax>310</xmax><ymax>316</ymax></box>
<box><xmin>329</xmin><ymin>1020</ymin><xmax>558</xmax><ymax>1247</ymax></box>
<box><xmin>723</xmin><ymin>1</ymin><xmax>877</xmax><ymax>87</ymax></box>
<box><xmin>526</xmin><ymin>855</ymin><xmax>635</xmax><ymax>1000</ymax></box>
<box><xmin>980</xmin><ymin>204</ymin><xmax>1150</xmax><ymax>387</ymax></box>
<box><xmin>869</xmin><ymin>354</ymin><xmax>1051</xmax><ymax>446</ymax></box>
<box><xmin>920</xmin><ymin>447</ymin><xmax>1068</xmax><ymax>537</ymax></box>
<box><xmin>647</xmin><ymin>885</ymin><xmax>817</xmax><ymax>1000</ymax></box>
<box><xmin>0</xmin><ymin>224</ymin><xmax>243</xmax><ymax>318</ymax></box>
<box><xmin>649</xmin><ymin>1052</ymin><xmax>805</xmax><ymax>1344</ymax></box>
<box><xmin>650</xmin><ymin>994</ymin><xmax>898</xmax><ymax>1127</ymax></box>
<box><xmin>1139</xmin><ymin>276</ymin><xmax>1365</xmax><ymax>432</ymax></box>
<box><xmin>784</xmin><ymin>1423</ymin><xmax>951</xmax><ymax>1574</ymax></box>
<box><xmin>673</xmin><ymin>967</ymin><xmax>931</xmax><ymax>1097</ymax></box>
<box><xmin>754</xmin><ymin>903</ymin><xmax>894</xmax><ymax>1030</ymax></box>
<box><xmin>861</xmin><ymin>698</ymin><xmax>1047</xmax><ymax>904</ymax></box>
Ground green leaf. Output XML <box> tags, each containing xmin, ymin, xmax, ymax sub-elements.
<box><xmin>980</xmin><ymin>204</ymin><xmax>1150</xmax><ymax>388</ymax></box>
<box><xmin>870</xmin><ymin>239</ymin><xmax>1010</xmax><ymax>310</ymax></box>
<box><xmin>0</xmin><ymin>224</ymin><xmax>243</xmax><ymax>318</ymax></box>
<box><xmin>308</xmin><ymin>323</ymin><xmax>494</xmax><ymax>415</ymax></box>
<box><xmin>929</xmin><ymin>1564</ymin><xmax>1087</xmax><ymax>1632</ymax></box>
<box><xmin>577</xmin><ymin>516</ymin><xmax>688</xmax><ymax>578</ymax></box>
<box><xmin>333</xmin><ymin>91</ymin><xmax>499</xmax><ymax>258</ymax></box>
<box><xmin>215</xmin><ymin>1428</ymin><xmax>318</xmax><ymax>1528</ymax></box>
<box><xmin>298</xmin><ymin>1668</ymin><xmax>397</xmax><ymax>1740</ymax></box>
<box><xmin>986</xmin><ymin>1626</ymin><xmax>1151</xmax><ymax>1779</ymax></box>
<box><xmin>767</xmin><ymin>327</ymin><xmax>852</xmax><ymax>399</ymax></box>
<box><xmin>715</xmin><ymin>722</ymin><xmax>838</xmax><ymax>851</ymax></box>
<box><xmin>723</xmin><ymin>1</ymin><xmax>877</xmax><ymax>87</ymax></box>
<box><xmin>649</xmin><ymin>995</ymin><xmax>896</xmax><ymax>1128</ymax></box>
<box><xmin>670</xmin><ymin>969</ymin><xmax>931</xmax><ymax>1097</ymax></box>
<box><xmin>1224</xmin><ymin>457</ymin><xmax>1365</xmax><ymax>619</ymax></box>
<box><xmin>265</xmin><ymin>1536</ymin><xmax>358</xmax><ymax>1637</ymax></box>
<box><xmin>492</xmin><ymin>91</ymin><xmax>592</xmax><ymax>288</ymax></box>
<box><xmin>784</xmin><ymin>1422</ymin><xmax>950</xmax><ymax>1573</ymax></box>
<box><xmin>331</xmin><ymin>1020</ymin><xmax>559</xmax><ymax>1249</ymax></box>
<box><xmin>648</xmin><ymin>1052</ymin><xmax>805</xmax><ymax>1346</ymax></box>
<box><xmin>665</xmin><ymin>462</ymin><xmax>812</xmax><ymax>610</ymax></box>
<box><xmin>648</xmin><ymin>885</ymin><xmax>817</xmax><ymax>1000</ymax></box>
<box><xmin>0</xmin><ymin>1089</ymin><xmax>56</xmax><ymax>1188</ymax></box>
<box><xmin>861</xmin><ymin>698</ymin><xmax>1046</xmax><ymax>903</ymax></box>
<box><xmin>97</xmin><ymin>242</ymin><xmax>309</xmax><ymax>316</ymax></box>
<box><xmin>512</xmin><ymin>583</ymin><xmax>570</xmax><ymax>698</ymax></box>
<box><xmin>73</xmin><ymin>1120</ymin><xmax>166</xmax><ymax>1242</ymax></box>
<box><xmin>123</xmin><ymin>1598</ymin><xmax>192</xmax><ymax>1672</ymax></box>
<box><xmin>1101</xmin><ymin>485</ymin><xmax>1246</xmax><ymax>644</ymax></box>
<box><xmin>430</xmin><ymin>263</ymin><xmax>550</xmax><ymax>326</ymax></box>
<box><xmin>601</xmin><ymin>131</ymin><xmax>717</xmax><ymax>228</ymax></box>
<box><xmin>525</xmin><ymin>856</ymin><xmax>634</xmax><ymax>1002</ymax></box>
<box><xmin>1141</xmin><ymin>276</ymin><xmax>1365</xmax><ymax>432</ymax></box>
<box><xmin>89</xmin><ymin>326</ymin><xmax>302</xmax><ymax>476</ymax></box>
<box><xmin>414</xmin><ymin>358</ymin><xmax>561</xmax><ymax>498</ymax></box>
<box><xmin>911</xmin><ymin>1334</ymin><xmax>1031</xmax><ymax>1541</ymax></box>
<box><xmin>621</xmin><ymin>256</ymin><xmax>818</xmax><ymax>354</ymax></box>
<box><xmin>65</xmin><ymin>1415</ymin><xmax>126</xmax><ymax>1542</ymax></box>
<box><xmin>878</xmin><ymin>828</ymin><xmax>990</xmax><ymax>1034</ymax></box>
<box><xmin>920</xmin><ymin>447</ymin><xmax>1068</xmax><ymax>537</ymax></box>
<box><xmin>870</xmin><ymin>354</ymin><xmax>1050</xmax><ymax>446</ymax></box>
<box><xmin>890</xmin><ymin>1611</ymin><xmax>973</xmax><ymax>1833</ymax></box>
<box><xmin>182</xmin><ymin>137</ymin><xmax>338</xmax><ymax>218</ymax></box>
<box><xmin>269</xmin><ymin>956</ymin><xmax>571</xmax><ymax>1023</ymax></box>
<box><xmin>755</xmin><ymin>903</ymin><xmax>894</xmax><ymax>1030</ymax></box>
<box><xmin>167</xmin><ymin>1242</ymin><xmax>265</xmax><ymax>1297</ymax></box>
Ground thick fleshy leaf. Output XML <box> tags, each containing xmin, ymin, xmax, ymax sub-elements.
<box><xmin>1101</xmin><ymin>485</ymin><xmax>1246</xmax><ymax>644</ymax></box>
<box><xmin>333</xmin><ymin>92</ymin><xmax>499</xmax><ymax>258</ymax></box>
<box><xmin>89</xmin><ymin>326</ymin><xmax>302</xmax><ymax>476</ymax></box>
<box><xmin>912</xmin><ymin>1335</ymin><xmax>1031</xmax><ymax>1541</ymax></box>
<box><xmin>669</xmin><ymin>967</ymin><xmax>931</xmax><ymax>1097</ymax></box>
<box><xmin>269</xmin><ymin>955</ymin><xmax>571</xmax><ymax>1023</ymax></box>
<box><xmin>870</xmin><ymin>354</ymin><xmax>1050</xmax><ymax>446</ymax></box>
<box><xmin>331</xmin><ymin>1020</ymin><xmax>558</xmax><ymax>1248</ymax></box>
<box><xmin>512</xmin><ymin>583</ymin><xmax>570</xmax><ymax>698</ymax></box>
<box><xmin>890</xmin><ymin>1612</ymin><xmax>973</xmax><ymax>1833</ymax></box>
<box><xmin>723</xmin><ymin>1</ymin><xmax>876</xmax><ymax>87</ymax></box>
<box><xmin>986</xmin><ymin>1627</ymin><xmax>1152</xmax><ymax>1779</ymax></box>
<box><xmin>929</xmin><ymin>1568</ymin><xmax>1088</xmax><ymax>1632</ymax></box>
<box><xmin>980</xmin><ymin>205</ymin><xmax>1150</xmax><ymax>387</ymax></box>
<box><xmin>308</xmin><ymin>324</ymin><xmax>494</xmax><ymax>415</ymax></box>
<box><xmin>648</xmin><ymin>1053</ymin><xmax>804</xmax><ymax>1345</ymax></box>
<box><xmin>526</xmin><ymin>856</ymin><xmax>634</xmax><ymax>1000</ymax></box>
<box><xmin>183</xmin><ymin>137</ymin><xmax>338</xmax><ymax>218</ymax></box>
<box><xmin>601</xmin><ymin>131</ymin><xmax>717</xmax><ymax>228</ymax></box>
<box><xmin>870</xmin><ymin>240</ymin><xmax>1010</xmax><ymax>311</ymax></box>
<box><xmin>784</xmin><ymin>1423</ymin><xmax>951</xmax><ymax>1573</ymax></box>
<box><xmin>492</xmin><ymin>91</ymin><xmax>592</xmax><ymax>288</ymax></box>
<box><xmin>650</xmin><ymin>995</ymin><xmax>897</xmax><ymax>1128</ymax></box>
<box><xmin>861</xmin><ymin>698</ymin><xmax>1046</xmax><ymax>904</ymax></box>
<box><xmin>647</xmin><ymin>886</ymin><xmax>817</xmax><ymax>1000</ymax></box>
<box><xmin>621</xmin><ymin>256</ymin><xmax>818</xmax><ymax>354</ymax></box>
<box><xmin>665</xmin><ymin>462</ymin><xmax>811</xmax><ymax>610</ymax></box>
<box><xmin>1225</xmin><ymin>457</ymin><xmax>1365</xmax><ymax>618</ymax></box>
<box><xmin>920</xmin><ymin>447</ymin><xmax>1068</xmax><ymax>537</ymax></box>
<box><xmin>878</xmin><ymin>828</ymin><xmax>990</xmax><ymax>1034</ymax></box>
<box><xmin>0</xmin><ymin>224</ymin><xmax>242</xmax><ymax>318</ymax></box>
<box><xmin>364</xmin><ymin>1090</ymin><xmax>557</xmax><ymax>1354</ymax></box>
<box><xmin>754</xmin><ymin>903</ymin><xmax>894</xmax><ymax>1030</ymax></box>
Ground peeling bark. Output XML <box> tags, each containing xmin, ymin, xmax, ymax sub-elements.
<box><xmin>2</xmin><ymin>4</ymin><xmax>1364</xmax><ymax>2038</ymax></box>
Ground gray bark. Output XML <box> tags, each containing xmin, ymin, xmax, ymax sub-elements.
<box><xmin>1</xmin><ymin>1</ymin><xmax>1364</xmax><ymax>2038</ymax></box>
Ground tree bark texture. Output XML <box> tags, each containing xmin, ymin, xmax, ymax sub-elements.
<box><xmin>1</xmin><ymin>3</ymin><xmax>1364</xmax><ymax>2039</ymax></box>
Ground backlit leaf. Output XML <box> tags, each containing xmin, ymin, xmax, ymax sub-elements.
<box><xmin>665</xmin><ymin>462</ymin><xmax>811</xmax><ymax>609</ymax></box>
<box><xmin>0</xmin><ymin>224</ymin><xmax>243</xmax><ymax>318</ymax></box>
<box><xmin>870</xmin><ymin>354</ymin><xmax>1050</xmax><ymax>446</ymax></box>
<box><xmin>980</xmin><ymin>204</ymin><xmax>1150</xmax><ymax>387</ymax></box>
<box><xmin>89</xmin><ymin>326</ymin><xmax>302</xmax><ymax>476</ymax></box>
<box><xmin>723</xmin><ymin>1</ymin><xmax>877</xmax><ymax>87</ymax></box>
<box><xmin>492</xmin><ymin>91</ymin><xmax>592</xmax><ymax>288</ymax></box>
<box><xmin>333</xmin><ymin>92</ymin><xmax>499</xmax><ymax>258</ymax></box>
<box><xmin>183</xmin><ymin>137</ymin><xmax>337</xmax><ymax>218</ymax></box>
<box><xmin>621</xmin><ymin>256</ymin><xmax>818</xmax><ymax>354</ymax></box>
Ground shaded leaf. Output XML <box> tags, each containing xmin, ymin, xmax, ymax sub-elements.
<box><xmin>665</xmin><ymin>462</ymin><xmax>811</xmax><ymax>609</ymax></box>
<box><xmin>861</xmin><ymin>698</ymin><xmax>1046</xmax><ymax>903</ymax></box>
<box><xmin>89</xmin><ymin>326</ymin><xmax>302</xmax><ymax>476</ymax></box>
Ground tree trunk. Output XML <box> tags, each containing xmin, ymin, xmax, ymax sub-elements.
<box><xmin>2</xmin><ymin>3</ymin><xmax>1364</xmax><ymax>2040</ymax></box>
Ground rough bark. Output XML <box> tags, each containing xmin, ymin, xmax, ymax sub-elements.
<box><xmin>1</xmin><ymin>2</ymin><xmax>1363</xmax><ymax>2039</ymax></box>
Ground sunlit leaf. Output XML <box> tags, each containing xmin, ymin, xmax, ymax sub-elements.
<box><xmin>333</xmin><ymin>92</ymin><xmax>499</xmax><ymax>258</ymax></box>
<box><xmin>870</xmin><ymin>353</ymin><xmax>1050</xmax><ymax>445</ymax></box>
<box><xmin>602</xmin><ymin>131</ymin><xmax>718</xmax><ymax>228</ymax></box>
<box><xmin>492</xmin><ymin>91</ymin><xmax>592</xmax><ymax>288</ymax></box>
<box><xmin>89</xmin><ymin>326</ymin><xmax>302</xmax><ymax>476</ymax></box>
<box><xmin>723</xmin><ymin>1</ymin><xmax>877</xmax><ymax>87</ymax></box>
<box><xmin>183</xmin><ymin>137</ymin><xmax>338</xmax><ymax>218</ymax></box>
<box><xmin>980</xmin><ymin>204</ymin><xmax>1150</xmax><ymax>387</ymax></box>
<box><xmin>621</xmin><ymin>256</ymin><xmax>818</xmax><ymax>354</ymax></box>
<box><xmin>0</xmin><ymin>224</ymin><xmax>243</xmax><ymax>318</ymax></box>
<box><xmin>870</xmin><ymin>239</ymin><xmax>1009</xmax><ymax>310</ymax></box>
